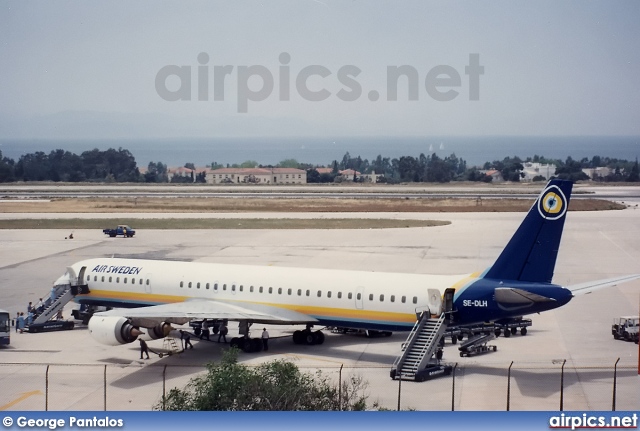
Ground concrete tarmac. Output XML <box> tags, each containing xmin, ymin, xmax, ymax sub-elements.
<box><xmin>0</xmin><ymin>208</ymin><xmax>638</xmax><ymax>411</ymax></box>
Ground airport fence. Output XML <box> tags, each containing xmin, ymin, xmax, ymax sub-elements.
<box><xmin>0</xmin><ymin>359</ymin><xmax>637</xmax><ymax>411</ymax></box>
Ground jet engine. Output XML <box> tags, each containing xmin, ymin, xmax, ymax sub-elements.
<box><xmin>88</xmin><ymin>316</ymin><xmax>143</xmax><ymax>346</ymax></box>
<box><xmin>139</xmin><ymin>322</ymin><xmax>173</xmax><ymax>341</ymax></box>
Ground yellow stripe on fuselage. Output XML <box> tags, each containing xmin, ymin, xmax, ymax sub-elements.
<box><xmin>80</xmin><ymin>290</ymin><xmax>417</xmax><ymax>324</ymax></box>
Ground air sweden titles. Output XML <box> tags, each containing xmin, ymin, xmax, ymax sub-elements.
<box><xmin>91</xmin><ymin>265</ymin><xmax>143</xmax><ymax>275</ymax></box>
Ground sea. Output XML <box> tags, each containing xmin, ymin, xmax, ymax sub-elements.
<box><xmin>0</xmin><ymin>136</ymin><xmax>638</xmax><ymax>168</ymax></box>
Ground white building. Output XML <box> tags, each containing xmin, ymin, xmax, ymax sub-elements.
<box><xmin>207</xmin><ymin>167</ymin><xmax>306</xmax><ymax>184</ymax></box>
<box><xmin>521</xmin><ymin>163</ymin><xmax>557</xmax><ymax>181</ymax></box>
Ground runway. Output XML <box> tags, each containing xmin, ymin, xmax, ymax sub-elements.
<box><xmin>0</xmin><ymin>208</ymin><xmax>638</xmax><ymax>410</ymax></box>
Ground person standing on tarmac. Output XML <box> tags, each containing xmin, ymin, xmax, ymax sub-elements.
<box><xmin>180</xmin><ymin>330</ymin><xmax>193</xmax><ymax>350</ymax></box>
<box><xmin>139</xmin><ymin>339</ymin><xmax>150</xmax><ymax>359</ymax></box>
<box><xmin>261</xmin><ymin>328</ymin><xmax>269</xmax><ymax>351</ymax></box>
<box><xmin>218</xmin><ymin>321</ymin><xmax>228</xmax><ymax>343</ymax></box>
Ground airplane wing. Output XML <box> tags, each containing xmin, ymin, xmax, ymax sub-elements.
<box><xmin>94</xmin><ymin>299</ymin><xmax>318</xmax><ymax>328</ymax></box>
<box><xmin>564</xmin><ymin>274</ymin><xmax>640</xmax><ymax>296</ymax></box>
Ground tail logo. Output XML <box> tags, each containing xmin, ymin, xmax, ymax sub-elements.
<box><xmin>537</xmin><ymin>185</ymin><xmax>567</xmax><ymax>220</ymax></box>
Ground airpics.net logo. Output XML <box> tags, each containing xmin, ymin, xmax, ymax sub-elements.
<box><xmin>155</xmin><ymin>52</ymin><xmax>484</xmax><ymax>113</ymax></box>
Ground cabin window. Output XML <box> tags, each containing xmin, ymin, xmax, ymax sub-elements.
<box><xmin>214</xmin><ymin>283</ymin><xmax>218</xmax><ymax>291</ymax></box>
<box><xmin>116</xmin><ymin>277</ymin><xmax>120</xmax><ymax>283</ymax></box>
<box><xmin>139</xmin><ymin>279</ymin><xmax>143</xmax><ymax>285</ymax></box>
<box><xmin>413</xmin><ymin>296</ymin><xmax>418</xmax><ymax>304</ymax></box>
<box><xmin>327</xmin><ymin>291</ymin><xmax>332</xmax><ymax>298</ymax></box>
<box><xmin>131</xmin><ymin>278</ymin><xmax>135</xmax><ymax>284</ymax></box>
<box><xmin>401</xmin><ymin>296</ymin><xmax>406</xmax><ymax>303</ymax></box>
<box><xmin>297</xmin><ymin>289</ymin><xmax>302</xmax><ymax>296</ymax></box>
<box><xmin>306</xmin><ymin>290</ymin><xmax>310</xmax><ymax>297</ymax></box>
<box><xmin>317</xmin><ymin>290</ymin><xmax>322</xmax><ymax>297</ymax></box>
<box><xmin>101</xmin><ymin>276</ymin><xmax>105</xmax><ymax>282</ymax></box>
<box><xmin>188</xmin><ymin>282</ymin><xmax>192</xmax><ymax>288</ymax></box>
<box><xmin>197</xmin><ymin>282</ymin><xmax>201</xmax><ymax>289</ymax></box>
<box><xmin>180</xmin><ymin>281</ymin><xmax>183</xmax><ymax>288</ymax></box>
<box><xmin>87</xmin><ymin>275</ymin><xmax>90</xmax><ymax>282</ymax></box>
<box><xmin>146</xmin><ymin>279</ymin><xmax>149</xmax><ymax>286</ymax></box>
<box><xmin>239</xmin><ymin>285</ymin><xmax>243</xmax><ymax>292</ymax></box>
<box><xmin>390</xmin><ymin>295</ymin><xmax>395</xmax><ymax>302</ymax></box>
<box><xmin>93</xmin><ymin>276</ymin><xmax>97</xmax><ymax>282</ymax></box>
<box><xmin>206</xmin><ymin>283</ymin><xmax>210</xmax><ymax>290</ymax></box>
<box><xmin>348</xmin><ymin>292</ymin><xmax>352</xmax><ymax>300</ymax></box>
<box><xmin>109</xmin><ymin>277</ymin><xmax>112</xmax><ymax>283</ymax></box>
<box><xmin>369</xmin><ymin>294</ymin><xmax>373</xmax><ymax>301</ymax></box>
<box><xmin>259</xmin><ymin>286</ymin><xmax>263</xmax><ymax>293</ymax></box>
<box><xmin>223</xmin><ymin>284</ymin><xmax>227</xmax><ymax>291</ymax></box>
<box><xmin>250</xmin><ymin>286</ymin><xmax>254</xmax><ymax>293</ymax></box>
<box><xmin>337</xmin><ymin>292</ymin><xmax>342</xmax><ymax>299</ymax></box>
<box><xmin>356</xmin><ymin>293</ymin><xmax>361</xmax><ymax>300</ymax></box>
<box><xmin>232</xmin><ymin>285</ymin><xmax>236</xmax><ymax>292</ymax></box>
<box><xmin>287</xmin><ymin>288</ymin><xmax>292</xmax><ymax>295</ymax></box>
<box><xmin>379</xmin><ymin>294</ymin><xmax>384</xmax><ymax>302</ymax></box>
<box><xmin>278</xmin><ymin>288</ymin><xmax>282</xmax><ymax>295</ymax></box>
<box><xmin>269</xmin><ymin>287</ymin><xmax>273</xmax><ymax>294</ymax></box>
<box><xmin>124</xmin><ymin>278</ymin><xmax>127</xmax><ymax>284</ymax></box>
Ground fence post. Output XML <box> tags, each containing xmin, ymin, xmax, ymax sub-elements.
<box><xmin>162</xmin><ymin>365</ymin><xmax>168</xmax><ymax>411</ymax></box>
<box><xmin>338</xmin><ymin>364</ymin><xmax>343</xmax><ymax>411</ymax></box>
<box><xmin>507</xmin><ymin>361</ymin><xmax>513</xmax><ymax>411</ymax></box>
<box><xmin>45</xmin><ymin>365</ymin><xmax>49</xmax><ymax>411</ymax></box>
<box><xmin>397</xmin><ymin>374</ymin><xmax>402</xmax><ymax>411</ymax></box>
<box><xmin>612</xmin><ymin>357</ymin><xmax>620</xmax><ymax>411</ymax></box>
<box><xmin>451</xmin><ymin>363</ymin><xmax>458</xmax><ymax>411</ymax></box>
<box><xmin>103</xmin><ymin>365</ymin><xmax>107</xmax><ymax>411</ymax></box>
<box><xmin>560</xmin><ymin>359</ymin><xmax>566</xmax><ymax>411</ymax></box>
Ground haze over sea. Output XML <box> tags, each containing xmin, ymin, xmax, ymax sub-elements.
<box><xmin>1</xmin><ymin>136</ymin><xmax>638</xmax><ymax>168</ymax></box>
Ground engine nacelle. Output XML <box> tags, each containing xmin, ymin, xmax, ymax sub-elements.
<box><xmin>88</xmin><ymin>316</ymin><xmax>142</xmax><ymax>346</ymax></box>
<box><xmin>139</xmin><ymin>322</ymin><xmax>173</xmax><ymax>341</ymax></box>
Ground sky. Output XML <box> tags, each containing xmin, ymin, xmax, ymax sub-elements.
<box><xmin>1</xmin><ymin>1</ymin><xmax>640</xmax><ymax>139</ymax></box>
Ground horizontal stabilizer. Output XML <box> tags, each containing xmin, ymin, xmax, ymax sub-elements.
<box><xmin>494</xmin><ymin>288</ymin><xmax>556</xmax><ymax>304</ymax></box>
<box><xmin>565</xmin><ymin>274</ymin><xmax>640</xmax><ymax>296</ymax></box>
<box><xmin>95</xmin><ymin>299</ymin><xmax>318</xmax><ymax>328</ymax></box>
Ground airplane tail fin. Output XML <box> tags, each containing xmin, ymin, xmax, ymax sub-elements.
<box><xmin>483</xmin><ymin>179</ymin><xmax>573</xmax><ymax>284</ymax></box>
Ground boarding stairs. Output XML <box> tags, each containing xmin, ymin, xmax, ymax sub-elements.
<box><xmin>32</xmin><ymin>286</ymin><xmax>75</xmax><ymax>325</ymax></box>
<box><xmin>391</xmin><ymin>311</ymin><xmax>448</xmax><ymax>381</ymax></box>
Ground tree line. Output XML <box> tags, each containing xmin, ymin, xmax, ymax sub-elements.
<box><xmin>0</xmin><ymin>147</ymin><xmax>637</xmax><ymax>183</ymax></box>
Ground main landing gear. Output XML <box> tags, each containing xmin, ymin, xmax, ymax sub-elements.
<box><xmin>292</xmin><ymin>327</ymin><xmax>325</xmax><ymax>345</ymax></box>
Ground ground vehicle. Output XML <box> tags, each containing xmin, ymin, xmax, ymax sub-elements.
<box><xmin>102</xmin><ymin>225</ymin><xmax>135</xmax><ymax>238</ymax></box>
<box><xmin>611</xmin><ymin>316</ymin><xmax>639</xmax><ymax>343</ymax></box>
<box><xmin>0</xmin><ymin>309</ymin><xmax>10</xmax><ymax>346</ymax></box>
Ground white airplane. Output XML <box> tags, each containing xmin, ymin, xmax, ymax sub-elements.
<box><xmin>52</xmin><ymin>180</ymin><xmax>639</xmax><ymax>353</ymax></box>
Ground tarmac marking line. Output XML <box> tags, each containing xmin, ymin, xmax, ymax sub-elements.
<box><xmin>0</xmin><ymin>390</ymin><xmax>43</xmax><ymax>411</ymax></box>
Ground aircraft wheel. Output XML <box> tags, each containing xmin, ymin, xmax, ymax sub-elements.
<box><xmin>293</xmin><ymin>330</ymin><xmax>303</xmax><ymax>345</ymax></box>
<box><xmin>520</xmin><ymin>327</ymin><xmax>527</xmax><ymax>336</ymax></box>
<box><xmin>241</xmin><ymin>338</ymin><xmax>254</xmax><ymax>353</ymax></box>
<box><xmin>504</xmin><ymin>329</ymin><xmax>511</xmax><ymax>338</ymax></box>
<box><xmin>304</xmin><ymin>331</ymin><xmax>315</xmax><ymax>345</ymax></box>
<box><xmin>313</xmin><ymin>331</ymin><xmax>325</xmax><ymax>345</ymax></box>
<box><xmin>511</xmin><ymin>327</ymin><xmax>517</xmax><ymax>335</ymax></box>
<box><xmin>383</xmin><ymin>331</ymin><xmax>392</xmax><ymax>337</ymax></box>
<box><xmin>451</xmin><ymin>335</ymin><xmax>458</xmax><ymax>344</ymax></box>
<box><xmin>229</xmin><ymin>337</ymin><xmax>240</xmax><ymax>349</ymax></box>
<box><xmin>494</xmin><ymin>329</ymin><xmax>501</xmax><ymax>337</ymax></box>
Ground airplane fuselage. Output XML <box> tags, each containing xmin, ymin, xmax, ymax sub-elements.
<box><xmin>68</xmin><ymin>257</ymin><xmax>573</xmax><ymax>331</ymax></box>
